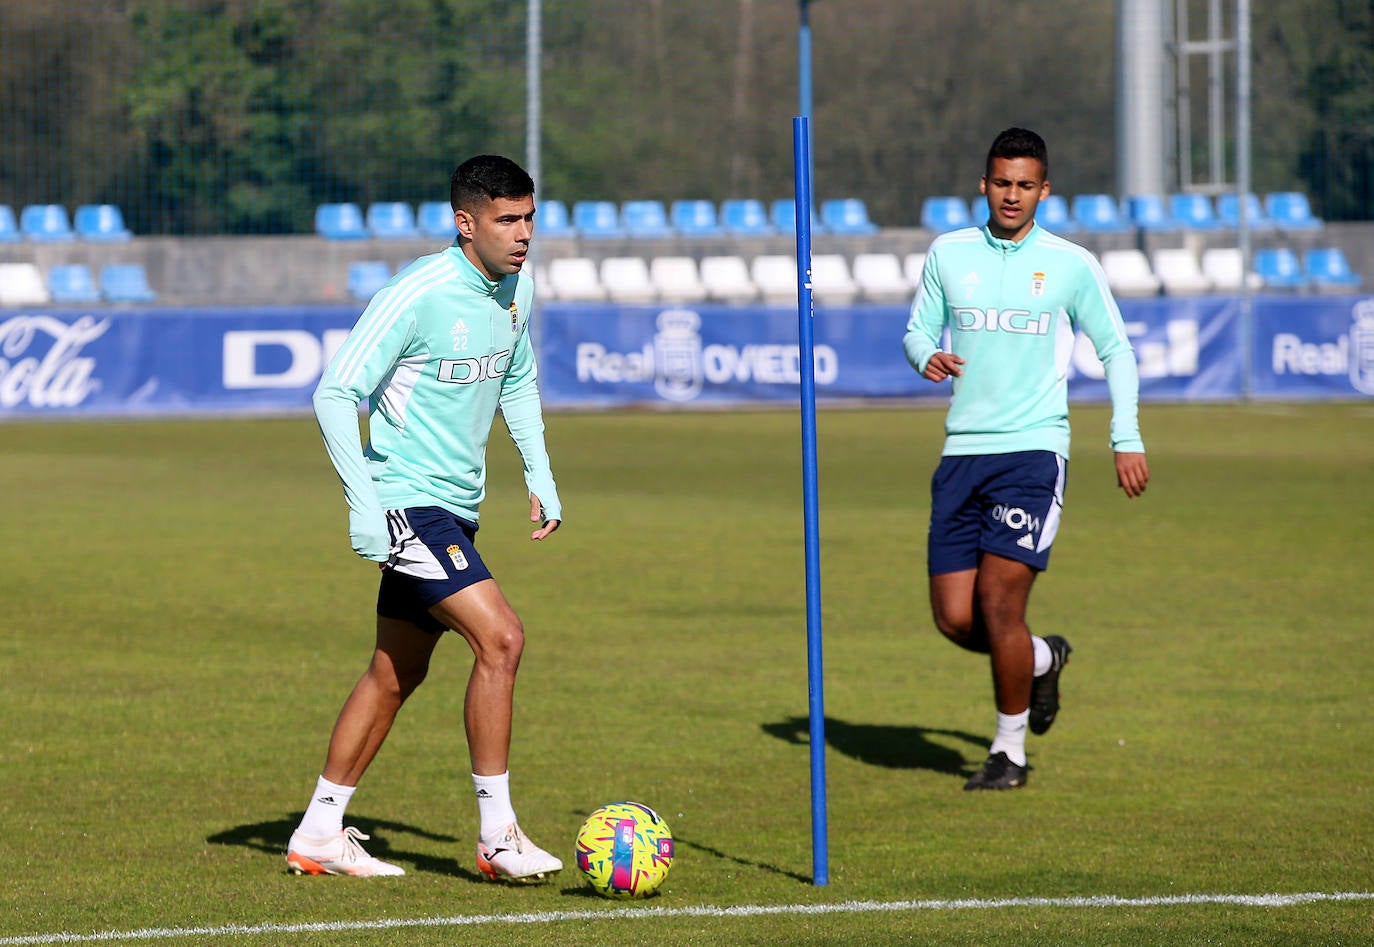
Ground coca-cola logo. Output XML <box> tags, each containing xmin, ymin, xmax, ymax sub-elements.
<box><xmin>0</xmin><ymin>314</ymin><xmax>109</xmax><ymax>409</ymax></box>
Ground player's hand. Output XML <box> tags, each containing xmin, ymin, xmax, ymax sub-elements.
<box><xmin>529</xmin><ymin>493</ymin><xmax>560</xmax><ymax>540</ymax></box>
<box><xmin>923</xmin><ymin>351</ymin><xmax>965</xmax><ymax>382</ymax></box>
<box><xmin>349</xmin><ymin>509</ymin><xmax>391</xmax><ymax>562</ymax></box>
<box><xmin>1115</xmin><ymin>452</ymin><xmax>1150</xmax><ymax>498</ymax></box>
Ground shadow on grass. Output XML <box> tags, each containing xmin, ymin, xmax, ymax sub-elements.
<box><xmin>761</xmin><ymin>715</ymin><xmax>986</xmax><ymax>778</ymax></box>
<box><xmin>207</xmin><ymin>814</ymin><xmax>484</xmax><ymax>879</ymax></box>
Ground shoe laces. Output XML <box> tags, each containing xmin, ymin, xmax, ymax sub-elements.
<box><xmin>340</xmin><ymin>826</ymin><xmax>375</xmax><ymax>864</ymax></box>
<box><xmin>489</xmin><ymin>823</ymin><xmax>527</xmax><ymax>853</ymax></box>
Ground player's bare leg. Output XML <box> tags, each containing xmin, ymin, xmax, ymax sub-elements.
<box><xmin>929</xmin><ymin>568</ymin><xmax>989</xmax><ymax>652</ymax></box>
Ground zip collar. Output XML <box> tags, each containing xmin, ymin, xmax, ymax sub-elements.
<box><xmin>982</xmin><ymin>220</ymin><xmax>1041</xmax><ymax>254</ymax></box>
<box><xmin>447</xmin><ymin>242</ymin><xmax>515</xmax><ymax>297</ymax></box>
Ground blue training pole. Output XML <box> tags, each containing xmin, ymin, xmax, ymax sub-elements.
<box><xmin>792</xmin><ymin>115</ymin><xmax>829</xmax><ymax>887</ymax></box>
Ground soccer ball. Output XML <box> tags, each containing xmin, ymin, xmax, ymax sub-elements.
<box><xmin>575</xmin><ymin>801</ymin><xmax>675</xmax><ymax>899</ymax></box>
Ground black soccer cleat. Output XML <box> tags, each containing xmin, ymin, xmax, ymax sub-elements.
<box><xmin>1029</xmin><ymin>635</ymin><xmax>1072</xmax><ymax>736</ymax></box>
<box><xmin>963</xmin><ymin>751</ymin><xmax>1028</xmax><ymax>791</ymax></box>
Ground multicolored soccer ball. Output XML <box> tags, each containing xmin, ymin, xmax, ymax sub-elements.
<box><xmin>575</xmin><ymin>802</ymin><xmax>675</xmax><ymax>899</ymax></box>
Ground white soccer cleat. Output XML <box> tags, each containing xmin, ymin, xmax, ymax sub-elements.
<box><xmin>476</xmin><ymin>823</ymin><xmax>563</xmax><ymax>882</ymax></box>
<box><xmin>286</xmin><ymin>826</ymin><xmax>406</xmax><ymax>877</ymax></box>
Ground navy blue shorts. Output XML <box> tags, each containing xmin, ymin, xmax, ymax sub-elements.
<box><xmin>927</xmin><ymin>451</ymin><xmax>1066</xmax><ymax>576</ymax></box>
<box><xmin>376</xmin><ymin>507</ymin><xmax>494</xmax><ymax>634</ymax></box>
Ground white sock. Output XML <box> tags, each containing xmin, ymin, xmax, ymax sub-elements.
<box><xmin>473</xmin><ymin>772</ymin><xmax>518</xmax><ymax>838</ymax></box>
<box><xmin>1032</xmin><ymin>635</ymin><xmax>1053</xmax><ymax>677</ymax></box>
<box><xmin>297</xmin><ymin>775</ymin><xmax>355</xmax><ymax>838</ymax></box>
<box><xmin>989</xmin><ymin>710</ymin><xmax>1029</xmax><ymax>767</ymax></box>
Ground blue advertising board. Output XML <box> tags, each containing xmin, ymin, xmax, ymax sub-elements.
<box><xmin>1</xmin><ymin>295</ymin><xmax>1371</xmax><ymax>419</ymax></box>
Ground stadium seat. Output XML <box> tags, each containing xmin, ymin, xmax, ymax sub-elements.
<box><xmin>0</xmin><ymin>262</ymin><xmax>51</xmax><ymax>306</ymax></box>
<box><xmin>599</xmin><ymin>257</ymin><xmax>658</xmax><ymax>303</ymax></box>
<box><xmin>1150</xmin><ymin>247</ymin><xmax>1213</xmax><ymax>295</ymax></box>
<box><xmin>851</xmin><ymin>252</ymin><xmax>913</xmax><ymax>303</ymax></box>
<box><xmin>620</xmin><ymin>200</ymin><xmax>674</xmax><ymax>239</ymax></box>
<box><xmin>720</xmin><ymin>199</ymin><xmax>776</xmax><ymax>236</ymax></box>
<box><xmin>1253</xmin><ymin>247</ymin><xmax>1308</xmax><ymax>289</ymax></box>
<box><xmin>0</xmin><ymin>205</ymin><xmax>19</xmax><ymax>242</ymax></box>
<box><xmin>366</xmin><ymin>202</ymin><xmax>419</xmax><ymax>239</ymax></box>
<box><xmin>1098</xmin><ymin>249</ymin><xmax>1161</xmax><ymax>296</ymax></box>
<box><xmin>417</xmin><ymin>201</ymin><xmax>456</xmax><ymax>240</ymax></box>
<box><xmin>20</xmin><ymin>204</ymin><xmax>75</xmax><ymax>242</ymax></box>
<box><xmin>99</xmin><ymin>263</ymin><xmax>156</xmax><ymax>303</ymax></box>
<box><xmin>1200</xmin><ymin>247</ymin><xmax>1262</xmax><ymax>292</ymax></box>
<box><xmin>73</xmin><ymin>204</ymin><xmax>132</xmax><ymax>241</ymax></box>
<box><xmin>1071</xmin><ymin>194</ymin><xmax>1130</xmax><ymax>233</ymax></box>
<box><xmin>770</xmin><ymin>198</ymin><xmax>825</xmax><ymax>235</ymax></box>
<box><xmin>1126</xmin><ymin>194</ymin><xmax>1173</xmax><ymax>232</ymax></box>
<box><xmin>920</xmin><ymin>196</ymin><xmax>972</xmax><ymax>233</ymax></box>
<box><xmin>750</xmin><ymin>254</ymin><xmax>798</xmax><ymax>305</ymax></box>
<box><xmin>572</xmin><ymin>201</ymin><xmax>624</xmax><ymax>239</ymax></box>
<box><xmin>1168</xmin><ymin>193</ymin><xmax>1221</xmax><ymax>230</ymax></box>
<box><xmin>1264</xmin><ymin>191</ymin><xmax>1323</xmax><ymax>230</ymax></box>
<box><xmin>969</xmin><ymin>197</ymin><xmax>990</xmax><ymax>227</ymax></box>
<box><xmin>1216</xmin><ymin>192</ymin><xmax>1274</xmax><ymax>231</ymax></box>
<box><xmin>649</xmin><ymin>256</ymin><xmax>709</xmax><ymax>303</ymax></box>
<box><xmin>670</xmin><ymin>200</ymin><xmax>723</xmax><ymax>237</ymax></box>
<box><xmin>699</xmin><ymin>255</ymin><xmax>758</xmax><ymax>304</ymax></box>
<box><xmin>547</xmin><ymin>257</ymin><xmax>607</xmax><ymax>301</ymax></box>
<box><xmin>314</xmin><ymin>203</ymin><xmax>368</xmax><ymax>240</ymax></box>
<box><xmin>820</xmin><ymin>198</ymin><xmax>878</xmax><ymax>235</ymax></box>
<box><xmin>48</xmin><ymin>263</ymin><xmax>102</xmax><ymax>303</ymax></box>
<box><xmin>1036</xmin><ymin>194</ymin><xmax>1075</xmax><ymax>232</ymax></box>
<box><xmin>810</xmin><ymin>254</ymin><xmax>861</xmax><ymax>305</ymax></box>
<box><xmin>903</xmin><ymin>252</ymin><xmax>927</xmax><ymax>286</ymax></box>
<box><xmin>536</xmin><ymin>200</ymin><xmax>575</xmax><ymax>238</ymax></box>
<box><xmin>347</xmin><ymin>261</ymin><xmax>392</xmax><ymax>300</ymax></box>
<box><xmin>1304</xmin><ymin>247</ymin><xmax>1363</xmax><ymax>291</ymax></box>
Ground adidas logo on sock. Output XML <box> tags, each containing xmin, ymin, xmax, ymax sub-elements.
<box><xmin>475</xmin><ymin>788</ymin><xmax>493</xmax><ymax>799</ymax></box>
<box><xmin>317</xmin><ymin>795</ymin><xmax>338</xmax><ymax>806</ymax></box>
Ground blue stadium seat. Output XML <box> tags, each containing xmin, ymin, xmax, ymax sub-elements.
<box><xmin>920</xmin><ymin>196</ymin><xmax>972</xmax><ymax>233</ymax></box>
<box><xmin>1071</xmin><ymin>193</ymin><xmax>1130</xmax><ymax>233</ymax></box>
<box><xmin>536</xmin><ymin>199</ymin><xmax>575</xmax><ymax>237</ymax></box>
<box><xmin>0</xmin><ymin>205</ymin><xmax>23</xmax><ymax>242</ymax></box>
<box><xmin>417</xmin><ymin>201</ymin><xmax>456</xmax><ymax>240</ymax></box>
<box><xmin>572</xmin><ymin>201</ymin><xmax>624</xmax><ymax>239</ymax></box>
<box><xmin>20</xmin><ymin>204</ymin><xmax>75</xmax><ymax>242</ymax></box>
<box><xmin>347</xmin><ymin>261</ymin><xmax>392</xmax><ymax>300</ymax></box>
<box><xmin>366</xmin><ymin>202</ymin><xmax>419</xmax><ymax>239</ymax></box>
<box><xmin>74</xmin><ymin>204</ymin><xmax>132</xmax><ymax>241</ymax></box>
<box><xmin>770</xmin><ymin>198</ymin><xmax>825</xmax><ymax>235</ymax></box>
<box><xmin>99</xmin><ymin>263</ymin><xmax>156</xmax><ymax>303</ymax></box>
<box><xmin>670</xmin><ymin>199</ymin><xmax>723</xmax><ymax>237</ymax></box>
<box><xmin>1264</xmin><ymin>191</ymin><xmax>1323</xmax><ymax>230</ymax></box>
<box><xmin>820</xmin><ymin>198</ymin><xmax>878</xmax><ymax>234</ymax></box>
<box><xmin>969</xmin><ymin>197</ymin><xmax>990</xmax><ymax>227</ymax></box>
<box><xmin>48</xmin><ymin>264</ymin><xmax>101</xmax><ymax>303</ymax></box>
<box><xmin>1216</xmin><ymin>192</ymin><xmax>1273</xmax><ymax>230</ymax></box>
<box><xmin>720</xmin><ymin>199</ymin><xmax>776</xmax><ymax>236</ymax></box>
<box><xmin>1036</xmin><ymin>193</ymin><xmax>1075</xmax><ymax>232</ymax></box>
<box><xmin>1168</xmin><ymin>193</ymin><xmax>1221</xmax><ymax>230</ymax></box>
<box><xmin>1253</xmin><ymin>247</ymin><xmax>1307</xmax><ymax>290</ymax></box>
<box><xmin>1126</xmin><ymin>194</ymin><xmax>1173</xmax><ymax>231</ymax></box>
<box><xmin>620</xmin><ymin>200</ymin><xmax>674</xmax><ymax>238</ymax></box>
<box><xmin>1304</xmin><ymin>247</ymin><xmax>1362</xmax><ymax>290</ymax></box>
<box><xmin>314</xmin><ymin>203</ymin><xmax>367</xmax><ymax>240</ymax></box>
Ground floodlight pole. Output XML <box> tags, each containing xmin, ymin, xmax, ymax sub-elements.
<box><xmin>793</xmin><ymin>115</ymin><xmax>829</xmax><ymax>888</ymax></box>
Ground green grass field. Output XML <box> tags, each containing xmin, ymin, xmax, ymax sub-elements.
<box><xmin>2</xmin><ymin>402</ymin><xmax>1372</xmax><ymax>945</ymax></box>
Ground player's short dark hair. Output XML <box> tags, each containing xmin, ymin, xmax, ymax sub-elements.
<box><xmin>985</xmin><ymin>127</ymin><xmax>1049</xmax><ymax>178</ymax></box>
<box><xmin>450</xmin><ymin>155</ymin><xmax>535</xmax><ymax>212</ymax></box>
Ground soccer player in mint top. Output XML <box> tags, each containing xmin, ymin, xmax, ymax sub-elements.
<box><xmin>287</xmin><ymin>155</ymin><xmax>564</xmax><ymax>879</ymax></box>
<box><xmin>903</xmin><ymin>127</ymin><xmax>1150</xmax><ymax>791</ymax></box>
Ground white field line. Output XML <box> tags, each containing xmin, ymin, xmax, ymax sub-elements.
<box><xmin>1</xmin><ymin>891</ymin><xmax>1371</xmax><ymax>945</ymax></box>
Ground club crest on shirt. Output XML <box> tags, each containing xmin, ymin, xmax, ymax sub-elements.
<box><xmin>510</xmin><ymin>302</ymin><xmax>519</xmax><ymax>332</ymax></box>
<box><xmin>1031</xmin><ymin>271</ymin><xmax>1046</xmax><ymax>297</ymax></box>
<box><xmin>446</xmin><ymin>543</ymin><xmax>469</xmax><ymax>571</ymax></box>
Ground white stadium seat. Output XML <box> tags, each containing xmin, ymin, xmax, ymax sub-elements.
<box><xmin>903</xmin><ymin>252</ymin><xmax>928</xmax><ymax>287</ymax></box>
<box><xmin>809</xmin><ymin>254</ymin><xmax>861</xmax><ymax>306</ymax></box>
<box><xmin>649</xmin><ymin>256</ymin><xmax>709</xmax><ymax>303</ymax></box>
<box><xmin>0</xmin><ymin>262</ymin><xmax>51</xmax><ymax>306</ymax></box>
<box><xmin>1150</xmin><ymin>247</ymin><xmax>1213</xmax><ymax>296</ymax></box>
<box><xmin>546</xmin><ymin>257</ymin><xmax>607</xmax><ymax>302</ymax></box>
<box><xmin>750</xmin><ymin>254</ymin><xmax>798</xmax><ymax>305</ymax></box>
<box><xmin>1200</xmin><ymin>247</ymin><xmax>1263</xmax><ymax>292</ymax></box>
<box><xmin>852</xmin><ymin>252</ymin><xmax>913</xmax><ymax>303</ymax></box>
<box><xmin>599</xmin><ymin>257</ymin><xmax>657</xmax><ymax>304</ymax></box>
<box><xmin>1099</xmin><ymin>249</ymin><xmax>1161</xmax><ymax>297</ymax></box>
<box><xmin>699</xmin><ymin>255</ymin><xmax>758</xmax><ymax>304</ymax></box>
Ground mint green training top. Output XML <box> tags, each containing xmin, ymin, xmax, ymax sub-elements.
<box><xmin>314</xmin><ymin>244</ymin><xmax>560</xmax><ymax>562</ymax></box>
<box><xmin>902</xmin><ymin>223</ymin><xmax>1145</xmax><ymax>459</ymax></box>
